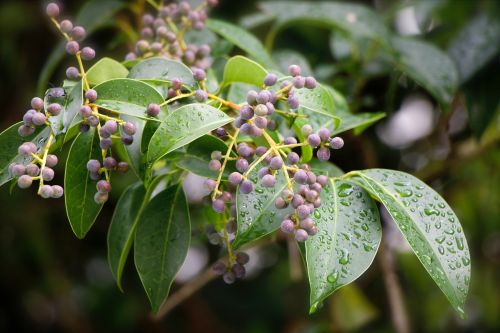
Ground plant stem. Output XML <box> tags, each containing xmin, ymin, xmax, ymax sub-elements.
<box><xmin>212</xmin><ymin>128</ymin><xmax>240</xmax><ymax>201</ymax></box>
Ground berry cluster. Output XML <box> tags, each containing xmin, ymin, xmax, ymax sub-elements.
<box><xmin>126</xmin><ymin>0</ymin><xmax>218</xmax><ymax>70</ymax></box>
<box><xmin>212</xmin><ymin>251</ymin><xmax>250</xmax><ymax>284</ymax></box>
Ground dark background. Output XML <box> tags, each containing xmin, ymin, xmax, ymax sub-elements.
<box><xmin>0</xmin><ymin>0</ymin><xmax>499</xmax><ymax>332</ymax></box>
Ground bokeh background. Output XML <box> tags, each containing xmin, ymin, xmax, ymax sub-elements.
<box><xmin>0</xmin><ymin>0</ymin><xmax>499</xmax><ymax>332</ymax></box>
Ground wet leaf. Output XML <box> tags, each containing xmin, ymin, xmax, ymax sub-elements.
<box><xmin>221</xmin><ymin>55</ymin><xmax>267</xmax><ymax>88</ymax></box>
<box><xmin>87</xmin><ymin>57</ymin><xmax>129</xmax><ymax>86</ymax></box>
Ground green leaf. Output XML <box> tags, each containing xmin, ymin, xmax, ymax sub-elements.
<box><xmin>348</xmin><ymin>169</ymin><xmax>470</xmax><ymax>316</ymax></box>
<box><xmin>148</xmin><ymin>103</ymin><xmax>233</xmax><ymax>163</ymax></box>
<box><xmin>273</xmin><ymin>49</ymin><xmax>313</xmax><ymax>76</ymax></box>
<box><xmin>234</xmin><ymin>167</ymin><xmax>293</xmax><ymax>248</ymax></box>
<box><xmin>128</xmin><ymin>57</ymin><xmax>197</xmax><ymax>87</ymax></box>
<box><xmin>260</xmin><ymin>1</ymin><xmax>390</xmax><ymax>49</ymax></box>
<box><xmin>64</xmin><ymin>127</ymin><xmax>104</xmax><ymax>238</ymax></box>
<box><xmin>87</xmin><ymin>57</ymin><xmax>129</xmax><ymax>86</ymax></box>
<box><xmin>176</xmin><ymin>135</ymin><xmax>236</xmax><ymax>178</ymax></box>
<box><xmin>447</xmin><ymin>14</ymin><xmax>500</xmax><ymax>83</ymax></box>
<box><xmin>221</xmin><ymin>55</ymin><xmax>267</xmax><ymax>88</ymax></box>
<box><xmin>306</xmin><ymin>179</ymin><xmax>382</xmax><ymax>313</ymax></box>
<box><xmin>37</xmin><ymin>0</ymin><xmax>125</xmax><ymax>94</ymax></box>
<box><xmin>295</xmin><ymin>84</ymin><xmax>341</xmax><ymax>132</ymax></box>
<box><xmin>206</xmin><ymin>19</ymin><xmax>275</xmax><ymax>68</ymax></box>
<box><xmin>227</xmin><ymin>83</ymin><xmax>257</xmax><ymax>104</ymax></box>
<box><xmin>62</xmin><ymin>80</ymin><xmax>84</xmax><ymax>139</ymax></box>
<box><xmin>392</xmin><ymin>37</ymin><xmax>459</xmax><ymax>106</ymax></box>
<box><xmin>308</xmin><ymin>159</ymin><xmax>344</xmax><ymax>177</ymax></box>
<box><xmin>134</xmin><ymin>185</ymin><xmax>190</xmax><ymax>312</ymax></box>
<box><xmin>0</xmin><ymin>123</ymin><xmax>48</xmax><ymax>187</ymax></box>
<box><xmin>107</xmin><ymin>182</ymin><xmax>146</xmax><ymax>290</ymax></box>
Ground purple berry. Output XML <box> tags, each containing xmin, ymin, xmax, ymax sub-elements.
<box><xmin>193</xmin><ymin>68</ymin><xmax>206</xmax><ymax>81</ymax></box>
<box><xmin>330</xmin><ymin>137</ymin><xmax>344</xmax><ymax>149</ymax></box>
<box><xmin>103</xmin><ymin>157</ymin><xmax>117</xmax><ymax>170</ymax></box>
<box><xmin>211</xmin><ymin>151</ymin><xmax>222</xmax><ymax>160</ymax></box>
<box><xmin>317</xmin><ymin>175</ymin><xmax>328</xmax><ymax>186</ymax></box>
<box><xmin>85</xmin><ymin>89</ymin><xmax>98</xmax><ymax>102</ymax></box>
<box><xmin>99</xmin><ymin>127</ymin><xmax>111</xmax><ymax>139</ymax></box>
<box><xmin>287</xmin><ymin>95</ymin><xmax>299</xmax><ymax>109</ymax></box>
<box><xmin>280</xmin><ymin>219</ymin><xmax>295</xmax><ymax>234</ymax></box>
<box><xmin>214</xmin><ymin>127</ymin><xmax>227</xmax><ymax>138</ymax></box>
<box><xmin>96</xmin><ymin>180</ymin><xmax>112</xmax><ymax>193</ymax></box>
<box><xmin>254</xmin><ymin>116</ymin><xmax>267</xmax><ymax>129</ymax></box>
<box><xmin>32</xmin><ymin>112</ymin><xmax>46</xmax><ymax>126</ymax></box>
<box><xmin>135</xmin><ymin>40</ymin><xmax>150</xmax><ymax>54</ymax></box>
<box><xmin>122</xmin><ymin>122</ymin><xmax>136</xmax><ymax>135</ymax></box>
<box><xmin>26</xmin><ymin>164</ymin><xmax>40</xmax><ymax>177</ymax></box>
<box><xmin>42</xmin><ymin>167</ymin><xmax>55</xmax><ymax>181</ymax></box>
<box><xmin>81</xmin><ymin>47</ymin><xmax>96</xmax><ymax>61</ymax></box>
<box><xmin>307</xmin><ymin>134</ymin><xmax>321</xmax><ymax>147</ymax></box>
<box><xmin>300</xmin><ymin>218</ymin><xmax>314</xmax><ymax>230</ymax></box>
<box><xmin>86</xmin><ymin>159</ymin><xmax>100</xmax><ymax>173</ymax></box>
<box><xmin>287</xmin><ymin>152</ymin><xmax>300</xmax><ymax>164</ymax></box>
<box><xmin>212</xmin><ymin>199</ymin><xmax>225</xmax><ymax>213</ymax></box>
<box><xmin>94</xmin><ymin>192</ymin><xmax>109</xmax><ymax>204</ymax></box>
<box><xmin>146</xmin><ymin>103</ymin><xmax>160</xmax><ymax>117</ymax></box>
<box><xmin>18</xmin><ymin>142</ymin><xmax>37</xmax><ymax>156</ymax></box>
<box><xmin>292</xmin><ymin>194</ymin><xmax>304</xmax><ymax>208</ymax></box>
<box><xmin>87</xmin><ymin>115</ymin><xmax>99</xmax><ymax>127</ymax></box>
<box><xmin>104</xmin><ymin>120</ymin><xmax>118</xmax><ymax>134</ymax></box>
<box><xmin>228</xmin><ymin>172</ymin><xmax>243</xmax><ymax>185</ymax></box>
<box><xmin>71</xmin><ymin>26</ymin><xmax>86</xmax><ymax>41</ymax></box>
<box><xmin>10</xmin><ymin>163</ymin><xmax>26</xmax><ymax>177</ymax></box>
<box><xmin>204</xmin><ymin>179</ymin><xmax>216</xmax><ymax>192</ymax></box>
<box><xmin>256</xmin><ymin>90</ymin><xmax>270</xmax><ymax>104</ymax></box>
<box><xmin>261</xmin><ymin>174</ymin><xmax>276</xmax><ymax>187</ymax></box>
<box><xmin>255</xmin><ymin>146</ymin><xmax>268</xmax><ymax>156</ymax></box>
<box><xmin>195</xmin><ymin>89</ymin><xmax>208</xmax><ymax>102</ymax></box>
<box><xmin>305</xmin><ymin>76</ymin><xmax>317</xmax><ymax>89</ymax></box>
<box><xmin>117</xmin><ymin>162</ymin><xmax>129</xmax><ymax>173</ymax></box>
<box><xmin>223</xmin><ymin>271</ymin><xmax>236</xmax><ymax>284</ymax></box>
<box><xmin>212</xmin><ymin>261</ymin><xmax>227</xmax><ymax>275</ymax></box>
<box><xmin>121</xmin><ymin>134</ymin><xmax>133</xmax><ymax>145</ymax></box>
<box><xmin>51</xmin><ymin>185</ymin><xmax>64</xmax><ymax>198</ymax></box>
<box><xmin>66</xmin><ymin>66</ymin><xmax>80</xmax><ymax>80</ymax></box>
<box><xmin>45</xmin><ymin>154</ymin><xmax>58</xmax><ymax>167</ymax></box>
<box><xmin>171</xmin><ymin>78</ymin><xmax>183</xmax><ymax>90</ymax></box>
<box><xmin>239</xmin><ymin>180</ymin><xmax>253</xmax><ymax>194</ymax></box>
<box><xmin>288</xmin><ymin>65</ymin><xmax>301</xmax><ymax>77</ymax></box>
<box><xmin>264</xmin><ymin>73</ymin><xmax>278</xmax><ymax>86</ymax></box>
<box><xmin>293</xmin><ymin>76</ymin><xmax>305</xmax><ymax>89</ymax></box>
<box><xmin>236</xmin><ymin>252</ymin><xmax>250</xmax><ymax>265</ymax></box>
<box><xmin>297</xmin><ymin>205</ymin><xmax>311</xmax><ymax>219</ymax></box>
<box><xmin>239</xmin><ymin>105</ymin><xmax>254</xmax><ymax>120</ymax></box>
<box><xmin>258</xmin><ymin>167</ymin><xmax>270</xmax><ymax>179</ymax></box>
<box><xmin>208</xmin><ymin>159</ymin><xmax>221</xmax><ymax>171</ymax></box>
<box><xmin>308</xmin><ymin>225</ymin><xmax>318</xmax><ymax>236</ymax></box>
<box><xmin>267</xmin><ymin>119</ymin><xmax>277</xmax><ymax>130</ymax></box>
<box><xmin>293</xmin><ymin>170</ymin><xmax>308</xmax><ymax>184</ymax></box>
<box><xmin>254</xmin><ymin>104</ymin><xmax>268</xmax><ymax>116</ymax></box>
<box><xmin>232</xmin><ymin>264</ymin><xmax>246</xmax><ymax>279</ymax></box>
<box><xmin>235</xmin><ymin>158</ymin><xmax>248</xmax><ymax>172</ymax></box>
<box><xmin>265</xmin><ymin>102</ymin><xmax>275</xmax><ymax>114</ymax></box>
<box><xmin>269</xmin><ymin>156</ymin><xmax>283</xmax><ymax>170</ymax></box>
<box><xmin>66</xmin><ymin>41</ymin><xmax>80</xmax><ymax>55</ymax></box>
<box><xmin>23</xmin><ymin>109</ymin><xmax>37</xmax><ymax>125</ymax></box>
<box><xmin>79</xmin><ymin>105</ymin><xmax>92</xmax><ymax>117</ymax></box>
<box><xmin>31</xmin><ymin>97</ymin><xmax>44</xmax><ymax>111</ymax></box>
<box><xmin>17</xmin><ymin>175</ymin><xmax>32</xmax><ymax>189</ymax></box>
<box><xmin>18</xmin><ymin>125</ymin><xmax>35</xmax><ymax>137</ymax></box>
<box><xmin>39</xmin><ymin>185</ymin><xmax>54</xmax><ymax>199</ymax></box>
<box><xmin>318</xmin><ymin>128</ymin><xmax>331</xmax><ymax>142</ymax></box>
<box><xmin>306</xmin><ymin>171</ymin><xmax>317</xmax><ymax>184</ymax></box>
<box><xmin>301</xmin><ymin>124</ymin><xmax>313</xmax><ymax>136</ymax></box>
<box><xmin>317</xmin><ymin>147</ymin><xmax>331</xmax><ymax>161</ymax></box>
<box><xmin>294</xmin><ymin>228</ymin><xmax>309</xmax><ymax>242</ymax></box>
<box><xmin>246</xmin><ymin>90</ymin><xmax>258</xmax><ymax>105</ymax></box>
<box><xmin>47</xmin><ymin>103</ymin><xmax>62</xmax><ymax>116</ymax></box>
<box><xmin>46</xmin><ymin>3</ymin><xmax>60</xmax><ymax>17</ymax></box>
<box><xmin>275</xmin><ymin>197</ymin><xmax>287</xmax><ymax>209</ymax></box>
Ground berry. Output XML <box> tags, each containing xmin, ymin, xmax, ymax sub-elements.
<box><xmin>264</xmin><ymin>73</ymin><xmax>278</xmax><ymax>86</ymax></box>
<box><xmin>237</xmin><ymin>143</ymin><xmax>253</xmax><ymax>158</ymax></box>
<box><xmin>121</xmin><ymin>134</ymin><xmax>133</xmax><ymax>146</ymax></box>
<box><xmin>214</xmin><ymin>127</ymin><xmax>227</xmax><ymax>138</ymax></box>
<box><xmin>256</xmin><ymin>90</ymin><xmax>270</xmax><ymax>104</ymax></box>
<box><xmin>42</xmin><ymin>167</ymin><xmax>55</xmax><ymax>181</ymax></box>
<box><xmin>236</xmin><ymin>252</ymin><xmax>250</xmax><ymax>265</ymax></box>
<box><xmin>269</xmin><ymin>156</ymin><xmax>283</xmax><ymax>170</ymax></box>
<box><xmin>287</xmin><ymin>152</ymin><xmax>300</xmax><ymax>164</ymax></box>
<box><xmin>261</xmin><ymin>174</ymin><xmax>276</xmax><ymax>187</ymax></box>
<box><xmin>255</xmin><ymin>146</ymin><xmax>268</xmax><ymax>156</ymax></box>
<box><xmin>117</xmin><ymin>162</ymin><xmax>129</xmax><ymax>173</ymax></box>
<box><xmin>292</xmin><ymin>194</ymin><xmax>304</xmax><ymax>208</ymax></box>
<box><xmin>146</xmin><ymin>103</ymin><xmax>160</xmax><ymax>117</ymax></box>
<box><xmin>66</xmin><ymin>66</ymin><xmax>80</xmax><ymax>80</ymax></box>
<box><xmin>297</xmin><ymin>205</ymin><xmax>311</xmax><ymax>219</ymax></box>
<box><xmin>85</xmin><ymin>89</ymin><xmax>98</xmax><ymax>102</ymax></box>
<box><xmin>317</xmin><ymin>175</ymin><xmax>328</xmax><ymax>186</ymax></box>
<box><xmin>305</xmin><ymin>190</ymin><xmax>319</xmax><ymax>202</ymax></box>
<box><xmin>308</xmin><ymin>225</ymin><xmax>318</xmax><ymax>236</ymax></box>
<box><xmin>142</xmin><ymin>14</ymin><xmax>154</xmax><ymax>26</ymax></box>
<box><xmin>301</xmin><ymin>124</ymin><xmax>313</xmax><ymax>136</ymax></box>
<box><xmin>81</xmin><ymin>47</ymin><xmax>96</xmax><ymax>61</ymax></box>
<box><xmin>246</xmin><ymin>90</ymin><xmax>258</xmax><ymax>105</ymax></box>
<box><xmin>317</xmin><ymin>147</ymin><xmax>330</xmax><ymax>161</ymax></box>
<box><xmin>265</xmin><ymin>102</ymin><xmax>275</xmax><ymax>114</ymax></box>
<box><xmin>96</xmin><ymin>180</ymin><xmax>112</xmax><ymax>193</ymax></box>
<box><xmin>94</xmin><ymin>192</ymin><xmax>109</xmax><ymax>204</ymax></box>
<box><xmin>86</xmin><ymin>159</ymin><xmax>101</xmax><ymax>173</ymax></box>
<box><xmin>293</xmin><ymin>76</ymin><xmax>305</xmax><ymax>88</ymax></box>
<box><xmin>235</xmin><ymin>158</ymin><xmax>249</xmax><ymax>172</ymax></box>
<box><xmin>51</xmin><ymin>185</ymin><xmax>64</xmax><ymax>198</ymax></box>
<box><xmin>228</xmin><ymin>172</ymin><xmax>243</xmax><ymax>185</ymax></box>
<box><xmin>193</xmin><ymin>68</ymin><xmax>206</xmax><ymax>81</ymax></box>
<box><xmin>18</xmin><ymin>142</ymin><xmax>37</xmax><ymax>156</ymax></box>
<box><xmin>267</xmin><ymin>119</ymin><xmax>277</xmax><ymax>130</ymax></box>
<box><xmin>32</xmin><ymin>112</ymin><xmax>46</xmax><ymax>126</ymax></box>
<box><xmin>233</xmin><ymin>117</ymin><xmax>244</xmax><ymax>128</ymax></box>
<box><xmin>299</xmin><ymin>218</ymin><xmax>314</xmax><ymax>230</ymax></box>
<box><xmin>275</xmin><ymin>197</ymin><xmax>287</xmax><ymax>209</ymax></box>
<box><xmin>23</xmin><ymin>109</ymin><xmax>37</xmax><ymax>125</ymax></box>
<box><xmin>46</xmin><ymin>3</ymin><xmax>60</xmax><ymax>17</ymax></box>
<box><xmin>71</xmin><ymin>26</ymin><xmax>86</xmax><ymax>41</ymax></box>
<box><xmin>18</xmin><ymin>125</ymin><xmax>35</xmax><ymax>137</ymax></box>
<box><xmin>47</xmin><ymin>103</ymin><xmax>62</xmax><ymax>116</ymax></box>
<box><xmin>254</xmin><ymin>116</ymin><xmax>267</xmax><ymax>129</ymax></box>
<box><xmin>293</xmin><ymin>170</ymin><xmax>308</xmax><ymax>184</ymax></box>
<box><xmin>223</xmin><ymin>271</ymin><xmax>236</xmax><ymax>284</ymax></box>
<box><xmin>17</xmin><ymin>175</ymin><xmax>32</xmax><ymax>189</ymax></box>
<box><xmin>306</xmin><ymin>171</ymin><xmax>317</xmax><ymax>184</ymax></box>
<box><xmin>89</xmin><ymin>171</ymin><xmax>101</xmax><ymax>181</ymax></box>
<box><xmin>80</xmin><ymin>123</ymin><xmax>90</xmax><ymax>133</ymax></box>
<box><xmin>60</xmin><ymin>20</ymin><xmax>73</xmax><ymax>33</ymax></box>
<box><xmin>195</xmin><ymin>89</ymin><xmax>207</xmax><ymax>102</ymax></box>
<box><xmin>208</xmin><ymin>159</ymin><xmax>221</xmax><ymax>171</ymax></box>
<box><xmin>26</xmin><ymin>164</ymin><xmax>40</xmax><ymax>177</ymax></box>
<box><xmin>87</xmin><ymin>115</ymin><xmax>99</xmax><ymax>127</ymax></box>
<box><xmin>208</xmin><ymin>233</ymin><xmax>221</xmax><ymax>245</ymax></box>
<box><xmin>204</xmin><ymin>179</ymin><xmax>216</xmax><ymax>192</ymax></box>
<box><xmin>318</xmin><ymin>128</ymin><xmax>331</xmax><ymax>142</ymax></box>
<box><xmin>135</xmin><ymin>40</ymin><xmax>150</xmax><ymax>54</ymax></box>
<box><xmin>239</xmin><ymin>180</ymin><xmax>253</xmax><ymax>194</ymax></box>
<box><xmin>307</xmin><ymin>134</ymin><xmax>321</xmax><ymax>147</ymax></box>
<box><xmin>31</xmin><ymin>97</ymin><xmax>44</xmax><ymax>111</ymax></box>
<box><xmin>294</xmin><ymin>229</ymin><xmax>309</xmax><ymax>242</ymax></box>
<box><xmin>330</xmin><ymin>136</ymin><xmax>344</xmax><ymax>149</ymax></box>
<box><xmin>45</xmin><ymin>154</ymin><xmax>58</xmax><ymax>167</ymax></box>
<box><xmin>287</xmin><ymin>95</ymin><xmax>299</xmax><ymax>109</ymax></box>
<box><xmin>288</xmin><ymin>65</ymin><xmax>301</xmax><ymax>77</ymax></box>
<box><xmin>39</xmin><ymin>185</ymin><xmax>54</xmax><ymax>198</ymax></box>
<box><xmin>232</xmin><ymin>264</ymin><xmax>246</xmax><ymax>279</ymax></box>
<box><xmin>10</xmin><ymin>164</ymin><xmax>26</xmax><ymax>177</ymax></box>
<box><xmin>254</xmin><ymin>104</ymin><xmax>268</xmax><ymax>117</ymax></box>
<box><xmin>122</xmin><ymin>122</ymin><xmax>136</xmax><ymax>135</ymax></box>
<box><xmin>226</xmin><ymin>219</ymin><xmax>237</xmax><ymax>233</ymax></box>
<box><xmin>239</xmin><ymin>105</ymin><xmax>254</xmax><ymax>120</ymax></box>
<box><xmin>280</xmin><ymin>219</ymin><xmax>295</xmax><ymax>234</ymax></box>
<box><xmin>207</xmin><ymin>0</ymin><xmax>219</xmax><ymax>7</ymax></box>
<box><xmin>151</xmin><ymin>42</ymin><xmax>162</xmax><ymax>53</ymax></box>
<box><xmin>212</xmin><ymin>199</ymin><xmax>225</xmax><ymax>213</ymax></box>
<box><xmin>66</xmin><ymin>41</ymin><xmax>80</xmax><ymax>55</ymax></box>
<box><xmin>103</xmin><ymin>157</ymin><xmax>117</xmax><ymax>170</ymax></box>
<box><xmin>305</xmin><ymin>77</ymin><xmax>317</xmax><ymax>89</ymax></box>
<box><xmin>210</xmin><ymin>151</ymin><xmax>222</xmax><ymax>161</ymax></box>
<box><xmin>212</xmin><ymin>261</ymin><xmax>227</xmax><ymax>275</ymax></box>
<box><xmin>100</xmin><ymin>138</ymin><xmax>112</xmax><ymax>150</ymax></box>
<box><xmin>103</xmin><ymin>120</ymin><xmax>118</xmax><ymax>134</ymax></box>
<box><xmin>258</xmin><ymin>167</ymin><xmax>270</xmax><ymax>179</ymax></box>
<box><xmin>171</xmin><ymin>78</ymin><xmax>182</xmax><ymax>90</ymax></box>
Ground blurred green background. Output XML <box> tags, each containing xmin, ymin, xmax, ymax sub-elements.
<box><xmin>0</xmin><ymin>0</ymin><xmax>499</xmax><ymax>332</ymax></box>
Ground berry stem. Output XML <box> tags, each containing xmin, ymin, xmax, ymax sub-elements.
<box><xmin>222</xmin><ymin>226</ymin><xmax>235</xmax><ymax>264</ymax></box>
<box><xmin>211</xmin><ymin>128</ymin><xmax>240</xmax><ymax>201</ymax></box>
<box><xmin>276</xmin><ymin>142</ymin><xmax>308</xmax><ymax>149</ymax></box>
<box><xmin>207</xmin><ymin>93</ymin><xmax>240</xmax><ymax>110</ymax></box>
<box><xmin>159</xmin><ymin>91</ymin><xmax>195</xmax><ymax>107</ymax></box>
<box><xmin>76</xmin><ymin>53</ymin><xmax>91</xmax><ymax>91</ymax></box>
<box><xmin>242</xmin><ymin>148</ymin><xmax>273</xmax><ymax>179</ymax></box>
<box><xmin>36</xmin><ymin>133</ymin><xmax>55</xmax><ymax>195</ymax></box>
<box><xmin>49</xmin><ymin>17</ymin><xmax>71</xmax><ymax>41</ymax></box>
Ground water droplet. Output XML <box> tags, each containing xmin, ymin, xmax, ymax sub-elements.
<box><xmin>327</xmin><ymin>270</ymin><xmax>339</xmax><ymax>283</ymax></box>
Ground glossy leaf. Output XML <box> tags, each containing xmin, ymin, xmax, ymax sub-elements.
<box><xmin>134</xmin><ymin>185</ymin><xmax>190</xmax><ymax>312</ymax></box>
<box><xmin>176</xmin><ymin>135</ymin><xmax>236</xmax><ymax>178</ymax></box>
<box><xmin>0</xmin><ymin>123</ymin><xmax>48</xmax><ymax>187</ymax></box>
<box><xmin>348</xmin><ymin>169</ymin><xmax>470</xmax><ymax>315</ymax></box>
<box><xmin>295</xmin><ymin>84</ymin><xmax>341</xmax><ymax>131</ymax></box>
<box><xmin>206</xmin><ymin>19</ymin><xmax>275</xmax><ymax>68</ymax></box>
<box><xmin>87</xmin><ymin>57</ymin><xmax>129</xmax><ymax>86</ymax></box>
<box><xmin>221</xmin><ymin>56</ymin><xmax>267</xmax><ymax>88</ymax></box>
<box><xmin>64</xmin><ymin>127</ymin><xmax>103</xmax><ymax>238</ymax></box>
<box><xmin>234</xmin><ymin>167</ymin><xmax>293</xmax><ymax>248</ymax></box>
<box><xmin>147</xmin><ymin>103</ymin><xmax>233</xmax><ymax>163</ymax></box>
<box><xmin>306</xmin><ymin>179</ymin><xmax>382</xmax><ymax>313</ymax></box>
<box><xmin>107</xmin><ymin>182</ymin><xmax>146</xmax><ymax>290</ymax></box>
<box><xmin>128</xmin><ymin>57</ymin><xmax>197</xmax><ymax>88</ymax></box>
<box><xmin>62</xmin><ymin>80</ymin><xmax>84</xmax><ymax>139</ymax></box>
<box><xmin>392</xmin><ymin>37</ymin><xmax>459</xmax><ymax>106</ymax></box>
<box><xmin>273</xmin><ymin>49</ymin><xmax>313</xmax><ymax>76</ymax></box>
<box><xmin>308</xmin><ymin>159</ymin><xmax>344</xmax><ymax>177</ymax></box>
<box><xmin>260</xmin><ymin>1</ymin><xmax>390</xmax><ymax>49</ymax></box>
